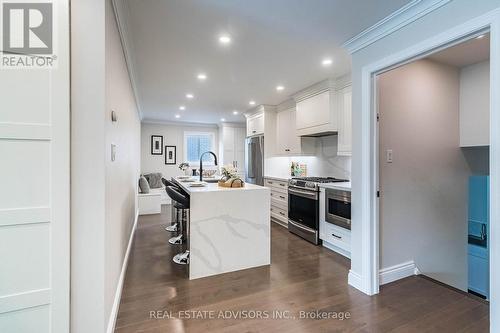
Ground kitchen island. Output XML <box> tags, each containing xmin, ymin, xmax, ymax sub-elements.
<box><xmin>173</xmin><ymin>177</ymin><xmax>271</xmax><ymax>279</ymax></box>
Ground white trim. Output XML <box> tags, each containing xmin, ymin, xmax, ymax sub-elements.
<box><xmin>0</xmin><ymin>123</ymin><xmax>51</xmax><ymax>140</ymax></box>
<box><xmin>0</xmin><ymin>288</ymin><xmax>51</xmax><ymax>314</ymax></box>
<box><xmin>142</xmin><ymin>119</ymin><xmax>220</xmax><ymax>128</ymax></box>
<box><xmin>106</xmin><ymin>211</ymin><xmax>139</xmax><ymax>333</ymax></box>
<box><xmin>348</xmin><ymin>270</ymin><xmax>363</xmax><ymax>291</ymax></box>
<box><xmin>379</xmin><ymin>261</ymin><xmax>420</xmax><ymax>285</ymax></box>
<box><xmin>112</xmin><ymin>0</ymin><xmax>144</xmax><ymax>119</ymax></box>
<box><xmin>358</xmin><ymin>8</ymin><xmax>500</xmax><ymax>331</ymax></box>
<box><xmin>343</xmin><ymin>0</ymin><xmax>451</xmax><ymax>53</ymax></box>
<box><xmin>0</xmin><ymin>207</ymin><xmax>50</xmax><ymax>226</ymax></box>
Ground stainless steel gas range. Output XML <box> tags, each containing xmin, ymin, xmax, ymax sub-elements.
<box><xmin>288</xmin><ymin>177</ymin><xmax>348</xmax><ymax>245</ymax></box>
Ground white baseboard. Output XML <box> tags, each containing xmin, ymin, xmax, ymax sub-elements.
<box><xmin>106</xmin><ymin>211</ymin><xmax>139</xmax><ymax>333</ymax></box>
<box><xmin>348</xmin><ymin>270</ymin><xmax>364</xmax><ymax>291</ymax></box>
<box><xmin>379</xmin><ymin>260</ymin><xmax>420</xmax><ymax>286</ymax></box>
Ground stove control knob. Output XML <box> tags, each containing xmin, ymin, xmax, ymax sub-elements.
<box><xmin>289</xmin><ymin>179</ymin><xmax>297</xmax><ymax>186</ymax></box>
<box><xmin>306</xmin><ymin>182</ymin><xmax>315</xmax><ymax>188</ymax></box>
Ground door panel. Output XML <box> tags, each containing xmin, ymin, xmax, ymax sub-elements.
<box><xmin>0</xmin><ymin>1</ymin><xmax>70</xmax><ymax>332</ymax></box>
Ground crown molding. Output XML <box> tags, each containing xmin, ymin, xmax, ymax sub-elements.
<box><xmin>112</xmin><ymin>0</ymin><xmax>144</xmax><ymax>120</ymax></box>
<box><xmin>342</xmin><ymin>0</ymin><xmax>451</xmax><ymax>54</ymax></box>
<box><xmin>141</xmin><ymin>119</ymin><xmax>220</xmax><ymax>128</ymax></box>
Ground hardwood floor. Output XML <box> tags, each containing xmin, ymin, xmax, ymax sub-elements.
<box><xmin>115</xmin><ymin>206</ymin><xmax>489</xmax><ymax>333</ymax></box>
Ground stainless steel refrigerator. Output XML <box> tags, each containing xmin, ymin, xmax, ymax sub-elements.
<box><xmin>245</xmin><ymin>135</ymin><xmax>264</xmax><ymax>185</ymax></box>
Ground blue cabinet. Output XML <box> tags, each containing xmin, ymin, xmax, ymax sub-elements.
<box><xmin>467</xmin><ymin>176</ymin><xmax>489</xmax><ymax>299</ymax></box>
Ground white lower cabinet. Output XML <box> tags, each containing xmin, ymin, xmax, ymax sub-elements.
<box><xmin>264</xmin><ymin>177</ymin><xmax>288</xmax><ymax>227</ymax></box>
<box><xmin>319</xmin><ymin>188</ymin><xmax>351</xmax><ymax>258</ymax></box>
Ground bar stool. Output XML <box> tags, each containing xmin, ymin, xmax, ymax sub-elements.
<box><xmin>165</xmin><ymin>186</ymin><xmax>190</xmax><ymax>265</ymax></box>
<box><xmin>165</xmin><ymin>186</ymin><xmax>189</xmax><ymax>243</ymax></box>
<box><xmin>162</xmin><ymin>178</ymin><xmax>180</xmax><ymax>232</ymax></box>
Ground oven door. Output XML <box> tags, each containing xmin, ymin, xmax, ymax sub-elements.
<box><xmin>288</xmin><ymin>187</ymin><xmax>319</xmax><ymax>231</ymax></box>
<box><xmin>325</xmin><ymin>189</ymin><xmax>351</xmax><ymax>230</ymax></box>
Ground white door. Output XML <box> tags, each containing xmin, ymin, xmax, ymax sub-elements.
<box><xmin>0</xmin><ymin>1</ymin><xmax>70</xmax><ymax>332</ymax></box>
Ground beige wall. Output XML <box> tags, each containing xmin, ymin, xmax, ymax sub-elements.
<box><xmin>141</xmin><ymin>122</ymin><xmax>219</xmax><ymax>178</ymax></box>
<box><xmin>71</xmin><ymin>0</ymin><xmax>141</xmax><ymax>332</ymax></box>
<box><xmin>378</xmin><ymin>59</ymin><xmax>470</xmax><ymax>290</ymax></box>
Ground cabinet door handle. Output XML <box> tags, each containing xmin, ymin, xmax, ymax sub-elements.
<box><xmin>332</xmin><ymin>233</ymin><xmax>342</xmax><ymax>239</ymax></box>
<box><xmin>279</xmin><ymin>212</ymin><xmax>285</xmax><ymax>216</ymax></box>
<box><xmin>279</xmin><ymin>195</ymin><xmax>285</xmax><ymax>199</ymax></box>
<box><xmin>285</xmin><ymin>149</ymin><xmax>290</xmax><ymax>152</ymax></box>
<box><xmin>252</xmin><ymin>130</ymin><xmax>256</xmax><ymax>133</ymax></box>
<box><xmin>268</xmin><ymin>181</ymin><xmax>273</xmax><ymax>184</ymax></box>
<box><xmin>279</xmin><ymin>183</ymin><xmax>285</xmax><ymax>187</ymax></box>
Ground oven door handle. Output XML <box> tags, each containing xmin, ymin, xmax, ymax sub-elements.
<box><xmin>288</xmin><ymin>187</ymin><xmax>318</xmax><ymax>200</ymax></box>
<box><xmin>288</xmin><ymin>219</ymin><xmax>316</xmax><ymax>233</ymax></box>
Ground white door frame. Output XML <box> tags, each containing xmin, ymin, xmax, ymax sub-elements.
<box><xmin>359</xmin><ymin>8</ymin><xmax>500</xmax><ymax>330</ymax></box>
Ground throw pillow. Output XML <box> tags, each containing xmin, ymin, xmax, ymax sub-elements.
<box><xmin>139</xmin><ymin>175</ymin><xmax>150</xmax><ymax>193</ymax></box>
<box><xmin>145</xmin><ymin>172</ymin><xmax>163</xmax><ymax>189</ymax></box>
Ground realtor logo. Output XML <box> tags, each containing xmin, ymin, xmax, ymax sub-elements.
<box><xmin>1</xmin><ymin>1</ymin><xmax>55</xmax><ymax>68</ymax></box>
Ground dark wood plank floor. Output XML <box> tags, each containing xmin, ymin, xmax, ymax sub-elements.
<box><xmin>115</xmin><ymin>206</ymin><xmax>489</xmax><ymax>333</ymax></box>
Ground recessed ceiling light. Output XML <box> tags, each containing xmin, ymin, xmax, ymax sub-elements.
<box><xmin>175</xmin><ymin>114</ymin><xmax>181</xmax><ymax>119</ymax></box>
<box><xmin>186</xmin><ymin>93</ymin><xmax>194</xmax><ymax>99</ymax></box>
<box><xmin>249</xmin><ymin>100</ymin><xmax>256</xmax><ymax>106</ymax></box>
<box><xmin>220</xmin><ymin>118</ymin><xmax>226</xmax><ymax>122</ymax></box>
<box><xmin>276</xmin><ymin>85</ymin><xmax>285</xmax><ymax>92</ymax></box>
<box><xmin>197</xmin><ymin>73</ymin><xmax>207</xmax><ymax>80</ymax></box>
<box><xmin>219</xmin><ymin>34</ymin><xmax>231</xmax><ymax>44</ymax></box>
<box><xmin>476</xmin><ymin>34</ymin><xmax>485</xmax><ymax>39</ymax></box>
<box><xmin>179</xmin><ymin>106</ymin><xmax>186</xmax><ymax>110</ymax></box>
<box><xmin>232</xmin><ymin>110</ymin><xmax>239</xmax><ymax>115</ymax></box>
<box><xmin>322</xmin><ymin>58</ymin><xmax>333</xmax><ymax>66</ymax></box>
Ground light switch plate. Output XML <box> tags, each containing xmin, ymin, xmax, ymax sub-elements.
<box><xmin>111</xmin><ymin>144</ymin><xmax>117</xmax><ymax>161</ymax></box>
<box><xmin>386</xmin><ymin>149</ymin><xmax>393</xmax><ymax>163</ymax></box>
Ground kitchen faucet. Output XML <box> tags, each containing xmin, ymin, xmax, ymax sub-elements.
<box><xmin>199</xmin><ymin>151</ymin><xmax>218</xmax><ymax>181</ymax></box>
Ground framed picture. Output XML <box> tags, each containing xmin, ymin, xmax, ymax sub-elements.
<box><xmin>165</xmin><ymin>146</ymin><xmax>176</xmax><ymax>165</ymax></box>
<box><xmin>151</xmin><ymin>135</ymin><xmax>163</xmax><ymax>155</ymax></box>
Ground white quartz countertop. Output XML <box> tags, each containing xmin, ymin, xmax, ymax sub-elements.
<box><xmin>318</xmin><ymin>181</ymin><xmax>351</xmax><ymax>191</ymax></box>
<box><xmin>173</xmin><ymin>177</ymin><xmax>268</xmax><ymax>194</ymax></box>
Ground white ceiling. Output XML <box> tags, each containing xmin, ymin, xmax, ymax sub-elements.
<box><xmin>124</xmin><ymin>0</ymin><xmax>412</xmax><ymax>124</ymax></box>
<box><xmin>427</xmin><ymin>33</ymin><xmax>490</xmax><ymax>68</ymax></box>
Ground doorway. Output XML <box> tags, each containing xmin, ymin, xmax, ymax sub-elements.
<box><xmin>376</xmin><ymin>33</ymin><xmax>490</xmax><ymax>299</ymax></box>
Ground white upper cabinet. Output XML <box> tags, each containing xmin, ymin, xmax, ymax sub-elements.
<box><xmin>459</xmin><ymin>61</ymin><xmax>490</xmax><ymax>147</ymax></box>
<box><xmin>293</xmin><ymin>78</ymin><xmax>345</xmax><ymax>137</ymax></box>
<box><xmin>337</xmin><ymin>85</ymin><xmax>352</xmax><ymax>156</ymax></box>
<box><xmin>276</xmin><ymin>106</ymin><xmax>315</xmax><ymax>156</ymax></box>
<box><xmin>246</xmin><ymin>112</ymin><xmax>264</xmax><ymax>136</ymax></box>
<box><xmin>296</xmin><ymin>90</ymin><xmax>332</xmax><ymax>132</ymax></box>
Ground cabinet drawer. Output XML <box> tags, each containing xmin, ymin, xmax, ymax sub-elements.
<box><xmin>265</xmin><ymin>178</ymin><xmax>288</xmax><ymax>190</ymax></box>
<box><xmin>320</xmin><ymin>222</ymin><xmax>350</xmax><ymax>252</ymax></box>
<box><xmin>271</xmin><ymin>191</ymin><xmax>287</xmax><ymax>205</ymax></box>
<box><xmin>271</xmin><ymin>205</ymin><xmax>288</xmax><ymax>220</ymax></box>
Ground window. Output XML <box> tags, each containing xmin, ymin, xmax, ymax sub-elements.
<box><xmin>184</xmin><ymin>132</ymin><xmax>215</xmax><ymax>165</ymax></box>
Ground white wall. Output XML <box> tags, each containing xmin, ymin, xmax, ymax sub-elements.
<box><xmin>104</xmin><ymin>0</ymin><xmax>141</xmax><ymax>327</ymax></box>
<box><xmin>460</xmin><ymin>60</ymin><xmax>490</xmax><ymax>147</ymax></box>
<box><xmin>71</xmin><ymin>0</ymin><xmax>141</xmax><ymax>332</ymax></box>
<box><xmin>141</xmin><ymin>122</ymin><xmax>219</xmax><ymax>178</ymax></box>
<box><xmin>71</xmin><ymin>0</ymin><xmax>106</xmax><ymax>331</ymax></box>
<box><xmin>265</xmin><ymin>135</ymin><xmax>351</xmax><ymax>180</ymax></box>
<box><xmin>378</xmin><ymin>59</ymin><xmax>469</xmax><ymax>290</ymax></box>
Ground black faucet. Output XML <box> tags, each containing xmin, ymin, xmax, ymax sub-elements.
<box><xmin>199</xmin><ymin>151</ymin><xmax>218</xmax><ymax>181</ymax></box>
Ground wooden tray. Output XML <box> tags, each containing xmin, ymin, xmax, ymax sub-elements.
<box><xmin>218</xmin><ymin>179</ymin><xmax>245</xmax><ymax>188</ymax></box>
